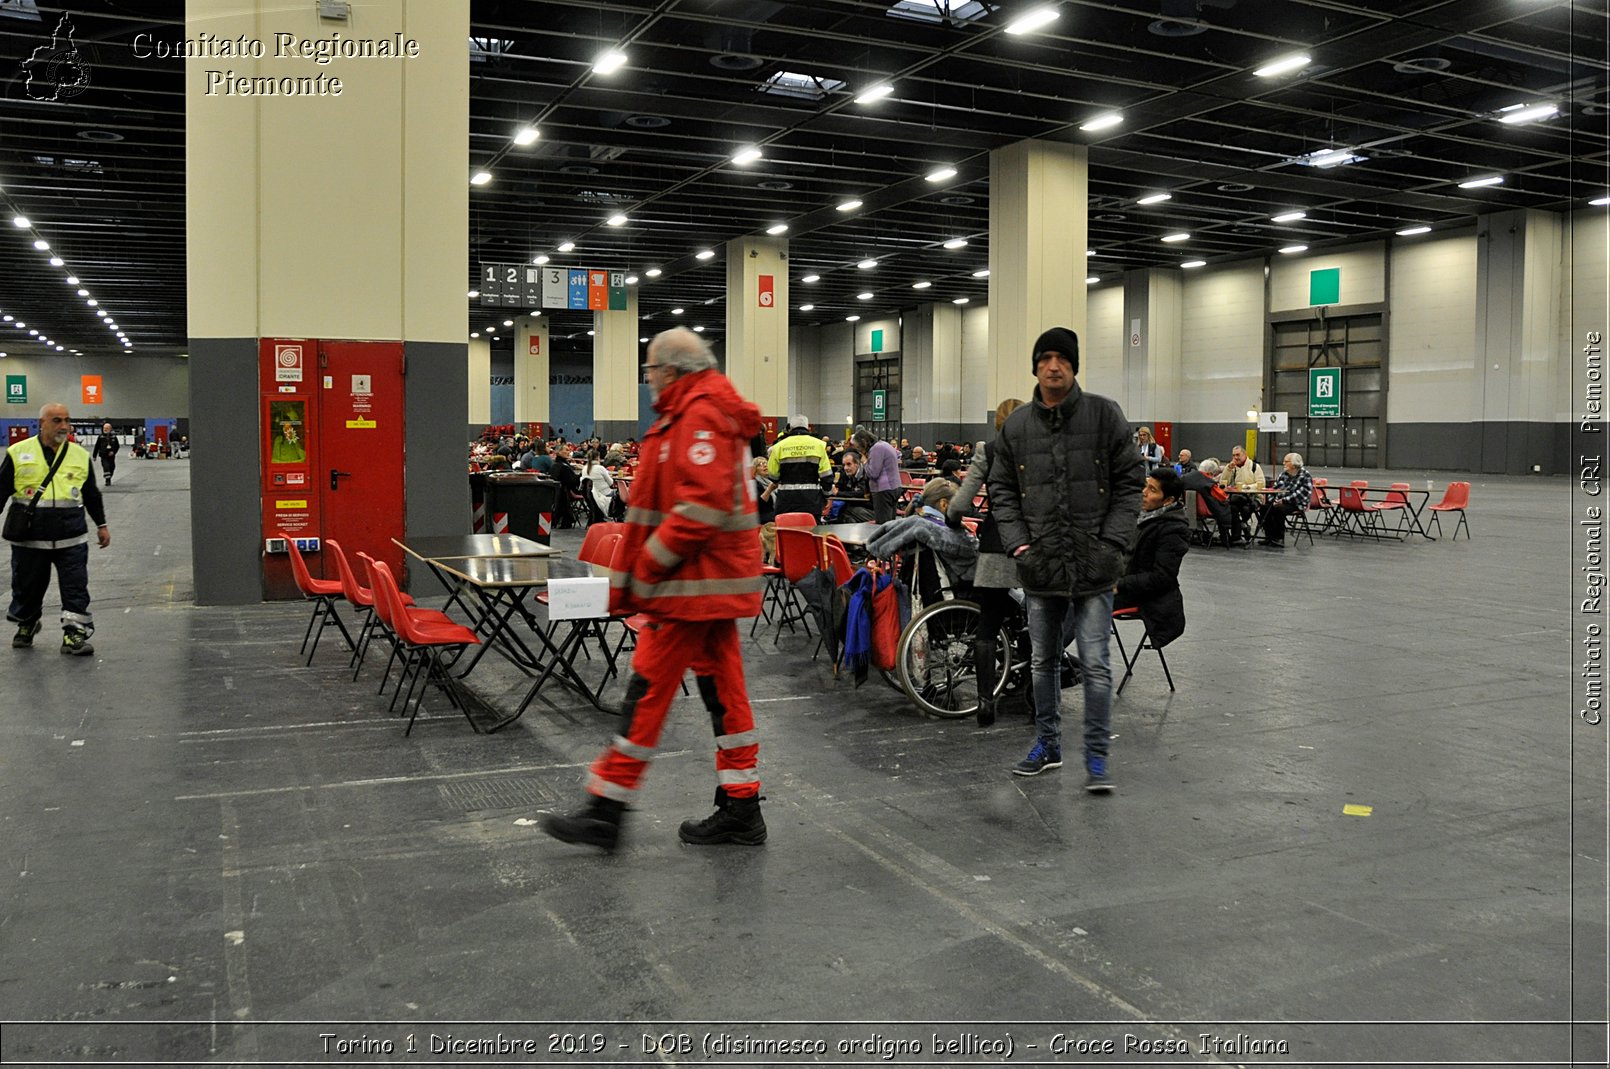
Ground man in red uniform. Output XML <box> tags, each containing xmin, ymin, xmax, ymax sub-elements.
<box><xmin>543</xmin><ymin>327</ymin><xmax>767</xmax><ymax>852</ymax></box>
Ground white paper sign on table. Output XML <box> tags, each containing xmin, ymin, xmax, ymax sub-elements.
<box><xmin>546</xmin><ymin>576</ymin><xmax>610</xmax><ymax>620</ymax></box>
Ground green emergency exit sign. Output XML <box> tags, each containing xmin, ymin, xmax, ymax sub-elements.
<box><xmin>5</xmin><ymin>375</ymin><xmax>25</xmax><ymax>405</ymax></box>
<box><xmin>871</xmin><ymin>389</ymin><xmax>886</xmax><ymax>421</ymax></box>
<box><xmin>1309</xmin><ymin>367</ymin><xmax>1342</xmax><ymax>418</ymax></box>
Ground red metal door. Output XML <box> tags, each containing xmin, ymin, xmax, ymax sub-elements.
<box><xmin>317</xmin><ymin>340</ymin><xmax>406</xmax><ymax>583</ymax></box>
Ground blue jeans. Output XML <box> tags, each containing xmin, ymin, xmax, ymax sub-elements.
<box><xmin>1025</xmin><ymin>591</ymin><xmax>1114</xmax><ymax>758</ymax></box>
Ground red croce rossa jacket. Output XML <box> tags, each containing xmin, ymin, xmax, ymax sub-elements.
<box><xmin>610</xmin><ymin>367</ymin><xmax>765</xmax><ymax>620</ymax></box>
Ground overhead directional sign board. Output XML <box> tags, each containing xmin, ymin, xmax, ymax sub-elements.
<box><xmin>480</xmin><ymin>264</ymin><xmax>628</xmax><ymax>311</ymax></box>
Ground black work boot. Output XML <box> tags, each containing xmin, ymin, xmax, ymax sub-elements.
<box><xmin>541</xmin><ymin>795</ymin><xmax>626</xmax><ymax>852</ymax></box>
<box><xmin>679</xmin><ymin>789</ymin><xmax>767</xmax><ymax>846</ymax></box>
<box><xmin>972</xmin><ymin>638</ymin><xmax>998</xmax><ymax>727</ymax></box>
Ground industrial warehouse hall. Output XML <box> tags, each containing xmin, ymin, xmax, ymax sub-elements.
<box><xmin>0</xmin><ymin>459</ymin><xmax>1598</xmax><ymax>1066</ymax></box>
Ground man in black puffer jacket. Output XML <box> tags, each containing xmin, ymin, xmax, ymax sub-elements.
<box><xmin>988</xmin><ymin>327</ymin><xmax>1144</xmax><ymax>790</ymax></box>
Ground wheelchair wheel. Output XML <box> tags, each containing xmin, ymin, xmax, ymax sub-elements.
<box><xmin>895</xmin><ymin>599</ymin><xmax>1013</xmax><ymax>719</ymax></box>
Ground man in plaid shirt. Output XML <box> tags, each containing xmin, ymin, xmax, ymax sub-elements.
<box><xmin>1257</xmin><ymin>452</ymin><xmax>1315</xmax><ymax>548</ymax></box>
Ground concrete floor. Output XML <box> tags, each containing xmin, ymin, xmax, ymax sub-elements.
<box><xmin>0</xmin><ymin>459</ymin><xmax>1602</xmax><ymax>1067</ymax></box>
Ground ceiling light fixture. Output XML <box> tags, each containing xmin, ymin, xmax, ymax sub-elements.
<box><xmin>1592</xmin><ymin>196</ymin><xmax>1610</xmax><ymax>207</ymax></box>
<box><xmin>1271</xmin><ymin>211</ymin><xmax>1307</xmax><ymax>223</ymax></box>
<box><xmin>952</xmin><ymin>297</ymin><xmax>970</xmax><ymax>305</ymax></box>
<box><xmin>1458</xmin><ymin>175</ymin><xmax>1505</xmax><ymax>189</ymax></box>
<box><xmin>1086</xmin><ymin>276</ymin><xmax>1100</xmax><ymax>284</ymax></box>
<box><xmin>1136</xmin><ymin>193</ymin><xmax>1171</xmax><ymax>205</ymax></box>
<box><xmin>924</xmin><ymin>166</ymin><xmax>958</xmax><ymax>183</ymax></box>
<box><xmin>513</xmin><ymin>125</ymin><xmax>540</xmax><ymax>146</ymax></box>
<box><xmin>855</xmin><ymin>83</ymin><xmax>894</xmax><ymax>104</ymax></box>
<box><xmin>846</xmin><ymin>315</ymin><xmax>860</xmax><ymax>322</ymax></box>
<box><xmin>1279</xmin><ymin>244</ymin><xmax>1308</xmax><ymax>254</ymax></box>
<box><xmin>32</xmin><ymin>240</ymin><xmax>48</xmax><ymax>251</ymax></box>
<box><xmin>693</xmin><ymin>325</ymin><xmax>706</xmax><ymax>333</ymax></box>
<box><xmin>533</xmin><ymin>254</ymin><xmax>549</xmax><ymax>265</ymax></box>
<box><xmin>606</xmin><ymin>213</ymin><xmax>629</xmax><ymax>226</ymax></box>
<box><xmin>1086</xmin><ymin>250</ymin><xmax>1097</xmax><ymax>257</ymax></box>
<box><xmin>942</xmin><ymin>238</ymin><xmax>968</xmax><ymax>249</ymax></box>
<box><xmin>801</xmin><ymin>274</ymin><xmax>820</xmax><ymax>283</ymax></box>
<box><xmin>11</xmin><ymin>216</ymin><xmax>28</xmax><ymax>227</ymax></box>
<box><xmin>557</xmin><ymin>241</ymin><xmax>576</xmax><ymax>253</ymax></box>
<box><xmin>1497</xmin><ymin>102</ymin><xmax>1558</xmax><ymax>125</ymax></box>
<box><xmin>625</xmin><ymin>275</ymin><xmax>639</xmax><ymax>285</ymax></box>
<box><xmin>732</xmin><ymin>146</ymin><xmax>763</xmax><ymax>165</ymax></box>
<box><xmin>1300</xmin><ymin>147</ymin><xmax>1362</xmax><ymax>168</ymax></box>
<box><xmin>1004</xmin><ymin>6</ymin><xmax>1060</xmax><ymax>35</ymax></box>
<box><xmin>1161</xmin><ymin>232</ymin><xmax>1190</xmax><ymax>243</ymax></box>
<box><xmin>66</xmin><ymin>276</ymin><xmax>78</xmax><ymax>285</ymax></box>
<box><xmin>593</xmin><ymin>49</ymin><xmax>628</xmax><ymax>75</ymax></box>
<box><xmin>1079</xmin><ymin>112</ymin><xmax>1123</xmax><ymax>132</ymax></box>
<box><xmin>76</xmin><ymin>288</ymin><xmax>88</xmax><ymax>297</ymax></box>
<box><xmin>696</xmin><ymin>249</ymin><xmax>715</xmax><ymax>260</ymax></box>
<box><xmin>972</xmin><ymin>268</ymin><xmax>990</xmax><ymax>278</ymax></box>
<box><xmin>645</xmin><ymin>267</ymin><xmax>662</xmax><ymax>278</ymax></box>
<box><xmin>1254</xmin><ymin>53</ymin><xmax>1311</xmax><ymax>78</ymax></box>
<box><xmin>48</xmin><ymin>256</ymin><xmax>63</xmax><ymax>267</ymax></box>
<box><xmin>836</xmin><ymin>199</ymin><xmax>863</xmax><ymax>212</ymax></box>
<box><xmin>766</xmin><ymin>223</ymin><xmax>788</xmax><ymax>235</ymax></box>
<box><xmin>912</xmin><ymin>281</ymin><xmax>932</xmax><ymax>289</ymax></box>
<box><xmin>469</xmin><ymin>170</ymin><xmax>492</xmax><ymax>186</ymax></box>
<box><xmin>671</xmin><ymin>307</ymin><xmax>685</xmax><ymax>315</ymax></box>
<box><xmin>857</xmin><ymin>259</ymin><xmax>878</xmax><ymax>269</ymax></box>
<box><xmin>1181</xmin><ymin>260</ymin><xmax>1207</xmax><ymax>268</ymax></box>
<box><xmin>1396</xmin><ymin>225</ymin><xmax>1432</xmax><ymax>236</ymax></box>
<box><xmin>857</xmin><ymin>292</ymin><xmax>874</xmax><ymax>300</ymax></box>
<box><xmin>799</xmin><ymin>304</ymin><xmax>814</xmax><ymax>311</ymax></box>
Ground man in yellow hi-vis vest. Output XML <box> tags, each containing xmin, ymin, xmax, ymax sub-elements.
<box><xmin>3</xmin><ymin>403</ymin><xmax>111</xmax><ymax>656</ymax></box>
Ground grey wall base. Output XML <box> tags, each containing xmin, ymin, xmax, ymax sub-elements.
<box><xmin>189</xmin><ymin>338</ymin><xmax>263</xmax><ymax>605</ymax></box>
<box><xmin>595</xmin><ymin>419</ymin><xmax>643</xmax><ymax>444</ymax></box>
<box><xmin>1171</xmin><ymin>421</ymin><xmax>1572</xmax><ymax>475</ymax></box>
<box><xmin>404</xmin><ymin>342</ymin><xmax>470</xmax><ymax>542</ymax></box>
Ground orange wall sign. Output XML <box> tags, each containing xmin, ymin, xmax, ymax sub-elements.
<box><xmin>81</xmin><ymin>375</ymin><xmax>103</xmax><ymax>405</ymax></box>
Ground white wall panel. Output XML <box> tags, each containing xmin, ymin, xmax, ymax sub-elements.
<box><xmin>1179</xmin><ymin>259</ymin><xmax>1264</xmax><ymax>422</ymax></box>
<box><xmin>1387</xmin><ymin>230</ymin><xmax>1476</xmax><ymax>422</ymax></box>
<box><xmin>1270</xmin><ymin>242</ymin><xmax>1386</xmax><ymax>312</ymax></box>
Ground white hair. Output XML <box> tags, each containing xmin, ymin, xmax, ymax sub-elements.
<box><xmin>1198</xmin><ymin>458</ymin><xmax>1222</xmax><ymax>475</ymax></box>
<box><xmin>1285</xmin><ymin>452</ymin><xmax>1304</xmax><ymax>468</ymax></box>
<box><xmin>648</xmin><ymin>327</ymin><xmax>717</xmax><ymax>374</ymax></box>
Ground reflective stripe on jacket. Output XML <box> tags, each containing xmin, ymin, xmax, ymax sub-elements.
<box><xmin>5</xmin><ymin>437</ymin><xmax>94</xmax><ymax>548</ymax></box>
<box><xmin>609</xmin><ymin>369</ymin><xmax>766</xmax><ymax>620</ymax></box>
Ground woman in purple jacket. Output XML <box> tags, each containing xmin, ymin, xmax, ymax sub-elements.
<box><xmin>852</xmin><ymin>430</ymin><xmax>905</xmax><ymax>522</ymax></box>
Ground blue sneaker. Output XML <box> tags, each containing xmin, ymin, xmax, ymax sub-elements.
<box><xmin>1085</xmin><ymin>754</ymin><xmax>1113</xmax><ymax>793</ymax></box>
<box><xmin>1012</xmin><ymin>738</ymin><xmax>1062</xmax><ymax>776</ymax></box>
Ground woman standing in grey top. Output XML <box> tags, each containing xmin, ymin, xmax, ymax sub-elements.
<box><xmin>948</xmin><ymin>398</ymin><xmax>1024</xmax><ymax>726</ymax></box>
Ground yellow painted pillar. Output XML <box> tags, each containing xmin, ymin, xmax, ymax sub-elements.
<box><xmin>724</xmin><ymin>235</ymin><xmax>790</xmax><ymax>415</ymax></box>
<box><xmin>514</xmin><ymin>314</ymin><xmax>550</xmax><ymax>427</ymax></box>
<box><xmin>593</xmin><ymin>288</ymin><xmax>640</xmax><ymax>441</ymax></box>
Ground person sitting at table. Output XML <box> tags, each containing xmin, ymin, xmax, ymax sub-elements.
<box><xmin>1113</xmin><ymin>467</ymin><xmax>1190</xmax><ymax>649</ymax></box>
<box><xmin>866</xmin><ymin>479</ymin><xmax>978</xmax><ymax>601</ymax></box>
<box><xmin>831</xmin><ymin>450</ymin><xmax>875</xmax><ymax>524</ymax></box>
<box><xmin>938</xmin><ymin>458</ymin><xmax>964</xmax><ymax>487</ymax></box>
<box><xmin>753</xmin><ymin>456</ymin><xmax>779</xmax><ymax>563</ymax></box>
<box><xmin>518</xmin><ymin>439</ymin><xmax>552</xmax><ymax>474</ymax></box>
<box><xmin>1173</xmin><ymin>448</ymin><xmax>1195</xmax><ymax>475</ymax></box>
<box><xmin>1217</xmin><ymin>445</ymin><xmax>1265</xmax><ymax>542</ymax></box>
<box><xmin>1255</xmin><ymin>452</ymin><xmax>1315</xmax><ymax>548</ymax></box>
<box><xmin>583</xmin><ymin>450</ymin><xmax>615</xmax><ymax>525</ymax></box>
<box><xmin>1182</xmin><ymin>458</ymin><xmax>1234</xmax><ymax>547</ymax></box>
<box><xmin>549</xmin><ymin>441</ymin><xmax>584</xmax><ymax>528</ymax></box>
<box><xmin>768</xmin><ymin>414</ymin><xmax>832</xmax><ymax>519</ymax></box>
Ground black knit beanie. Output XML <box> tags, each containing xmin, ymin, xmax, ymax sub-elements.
<box><xmin>1032</xmin><ymin>327</ymin><xmax>1080</xmax><ymax>374</ymax></box>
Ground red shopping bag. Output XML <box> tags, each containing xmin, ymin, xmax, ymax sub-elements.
<box><xmin>870</xmin><ymin>570</ymin><xmax>910</xmax><ymax>671</ymax></box>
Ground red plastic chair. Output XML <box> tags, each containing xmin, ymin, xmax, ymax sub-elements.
<box><xmin>326</xmin><ymin>538</ymin><xmax>413</xmax><ymax>678</ymax></box>
<box><xmin>282</xmin><ymin>533</ymin><xmax>353</xmax><ymax>665</ymax></box>
<box><xmin>356</xmin><ymin>551</ymin><xmax>460</xmax><ymax>701</ymax></box>
<box><xmin>1427</xmin><ymin>481</ymin><xmax>1471</xmax><ymax>540</ymax></box>
<box><xmin>1336</xmin><ymin>486</ymin><xmax>1386</xmax><ymax>539</ymax></box>
<box><xmin>1110</xmin><ymin>606</ymin><xmax>1173</xmax><ymax>695</ymax></box>
<box><xmin>1374</xmin><ymin>482</ymin><xmax>1413</xmax><ymax>534</ymax></box>
<box><xmin>368</xmin><ymin>557</ymin><xmax>481</xmax><ymax>735</ymax></box>
<box><xmin>772</xmin><ymin>527</ymin><xmax>824</xmax><ymax>646</ymax></box>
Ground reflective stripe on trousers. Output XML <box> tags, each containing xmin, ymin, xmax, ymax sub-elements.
<box><xmin>587</xmin><ymin>617</ymin><xmax>760</xmax><ymax>800</ymax></box>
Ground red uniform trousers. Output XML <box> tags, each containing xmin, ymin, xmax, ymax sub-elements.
<box><xmin>587</xmin><ymin>617</ymin><xmax>759</xmax><ymax>803</ymax></box>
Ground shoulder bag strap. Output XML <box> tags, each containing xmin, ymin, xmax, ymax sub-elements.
<box><xmin>23</xmin><ymin>440</ymin><xmax>71</xmax><ymax>518</ymax></box>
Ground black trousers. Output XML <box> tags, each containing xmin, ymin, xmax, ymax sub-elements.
<box><xmin>1260</xmin><ymin>500</ymin><xmax>1301</xmax><ymax>541</ymax></box>
<box><xmin>871</xmin><ymin>488</ymin><xmax>903</xmax><ymax>523</ymax></box>
<box><xmin>99</xmin><ymin>455</ymin><xmax>115</xmax><ymax>482</ymax></box>
<box><xmin>8</xmin><ymin>542</ymin><xmax>93</xmax><ymax>634</ymax></box>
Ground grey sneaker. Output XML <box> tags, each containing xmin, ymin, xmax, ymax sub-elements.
<box><xmin>61</xmin><ymin>630</ymin><xmax>95</xmax><ymax>657</ymax></box>
<box><xmin>1012</xmin><ymin>738</ymin><xmax>1062</xmax><ymax>776</ymax></box>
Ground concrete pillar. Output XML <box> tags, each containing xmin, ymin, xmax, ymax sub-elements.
<box><xmin>904</xmin><ymin>303</ymin><xmax>964</xmax><ymax>445</ymax></box>
<box><xmin>513</xmin><ymin>314</ymin><xmax>550</xmax><ymax>427</ymax></box>
<box><xmin>987</xmin><ymin>140</ymin><xmax>1088</xmax><ymax>407</ymax></box>
<box><xmin>724</xmin><ymin>235</ymin><xmax>789</xmax><ymax>415</ymax></box>
<box><xmin>1475</xmin><ymin>209</ymin><xmax>1565</xmax><ymax>473</ymax></box>
<box><xmin>593</xmin><ymin>289</ymin><xmax>639</xmax><ymax>442</ymax></box>
<box><xmin>1122</xmin><ymin>268</ymin><xmax>1183</xmax><ymax>423</ymax></box>
<box><xmin>185</xmin><ymin>0</ymin><xmax>467</xmax><ymax>603</ymax></box>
